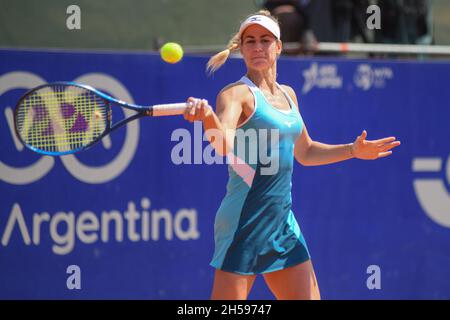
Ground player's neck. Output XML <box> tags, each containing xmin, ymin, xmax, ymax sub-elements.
<box><xmin>246</xmin><ymin>67</ymin><xmax>277</xmax><ymax>94</ymax></box>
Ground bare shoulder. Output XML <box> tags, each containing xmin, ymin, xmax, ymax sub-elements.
<box><xmin>216</xmin><ymin>81</ymin><xmax>252</xmax><ymax>111</ymax></box>
<box><xmin>218</xmin><ymin>81</ymin><xmax>251</xmax><ymax>100</ymax></box>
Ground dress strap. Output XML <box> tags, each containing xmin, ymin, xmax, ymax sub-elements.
<box><xmin>239</xmin><ymin>76</ymin><xmax>259</xmax><ymax>95</ymax></box>
<box><xmin>236</xmin><ymin>76</ymin><xmax>259</xmax><ymax>128</ymax></box>
<box><xmin>276</xmin><ymin>83</ymin><xmax>296</xmax><ymax>112</ymax></box>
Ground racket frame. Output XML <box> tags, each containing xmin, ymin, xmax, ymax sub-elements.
<box><xmin>14</xmin><ymin>81</ymin><xmax>160</xmax><ymax>156</ymax></box>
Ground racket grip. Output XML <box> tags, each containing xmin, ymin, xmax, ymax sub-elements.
<box><xmin>150</xmin><ymin>103</ymin><xmax>187</xmax><ymax>116</ymax></box>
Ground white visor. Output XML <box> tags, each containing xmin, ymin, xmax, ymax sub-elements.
<box><xmin>238</xmin><ymin>15</ymin><xmax>281</xmax><ymax>41</ymax></box>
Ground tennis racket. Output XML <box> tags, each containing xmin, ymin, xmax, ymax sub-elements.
<box><xmin>14</xmin><ymin>82</ymin><xmax>189</xmax><ymax>156</ymax></box>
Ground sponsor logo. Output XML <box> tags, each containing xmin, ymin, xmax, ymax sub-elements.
<box><xmin>354</xmin><ymin>64</ymin><xmax>393</xmax><ymax>90</ymax></box>
<box><xmin>302</xmin><ymin>63</ymin><xmax>343</xmax><ymax>94</ymax></box>
<box><xmin>1</xmin><ymin>198</ymin><xmax>199</xmax><ymax>255</ymax></box>
<box><xmin>412</xmin><ymin>155</ymin><xmax>450</xmax><ymax>228</ymax></box>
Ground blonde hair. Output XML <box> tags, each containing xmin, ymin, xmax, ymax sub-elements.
<box><xmin>206</xmin><ymin>10</ymin><xmax>279</xmax><ymax>75</ymax></box>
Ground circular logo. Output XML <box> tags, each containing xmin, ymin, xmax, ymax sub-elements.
<box><xmin>0</xmin><ymin>71</ymin><xmax>55</xmax><ymax>185</ymax></box>
<box><xmin>354</xmin><ymin>64</ymin><xmax>374</xmax><ymax>91</ymax></box>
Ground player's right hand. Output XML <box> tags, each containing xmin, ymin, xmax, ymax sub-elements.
<box><xmin>184</xmin><ymin>97</ymin><xmax>214</xmax><ymax>122</ymax></box>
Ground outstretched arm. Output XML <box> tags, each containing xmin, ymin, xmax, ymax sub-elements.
<box><xmin>282</xmin><ymin>85</ymin><xmax>401</xmax><ymax>166</ymax></box>
<box><xmin>294</xmin><ymin>127</ymin><xmax>401</xmax><ymax>166</ymax></box>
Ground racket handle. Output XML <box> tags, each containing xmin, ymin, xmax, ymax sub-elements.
<box><xmin>150</xmin><ymin>102</ymin><xmax>187</xmax><ymax>116</ymax></box>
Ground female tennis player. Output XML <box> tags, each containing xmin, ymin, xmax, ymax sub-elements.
<box><xmin>183</xmin><ymin>10</ymin><xmax>401</xmax><ymax>300</ymax></box>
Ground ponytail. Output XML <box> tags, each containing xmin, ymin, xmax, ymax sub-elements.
<box><xmin>206</xmin><ymin>35</ymin><xmax>240</xmax><ymax>75</ymax></box>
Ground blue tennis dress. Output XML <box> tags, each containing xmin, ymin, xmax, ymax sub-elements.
<box><xmin>210</xmin><ymin>76</ymin><xmax>311</xmax><ymax>275</ymax></box>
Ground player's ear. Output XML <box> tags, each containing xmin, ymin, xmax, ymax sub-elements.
<box><xmin>276</xmin><ymin>39</ymin><xmax>282</xmax><ymax>58</ymax></box>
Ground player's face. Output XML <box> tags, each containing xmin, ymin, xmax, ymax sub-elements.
<box><xmin>240</xmin><ymin>24</ymin><xmax>281</xmax><ymax>71</ymax></box>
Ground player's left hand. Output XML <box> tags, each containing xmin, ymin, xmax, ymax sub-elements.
<box><xmin>351</xmin><ymin>130</ymin><xmax>401</xmax><ymax>160</ymax></box>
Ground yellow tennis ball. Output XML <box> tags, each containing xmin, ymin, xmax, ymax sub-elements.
<box><xmin>160</xmin><ymin>42</ymin><xmax>184</xmax><ymax>64</ymax></box>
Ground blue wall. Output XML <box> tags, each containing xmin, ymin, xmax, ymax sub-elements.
<box><xmin>1</xmin><ymin>49</ymin><xmax>449</xmax><ymax>299</ymax></box>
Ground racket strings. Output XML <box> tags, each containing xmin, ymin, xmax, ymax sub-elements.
<box><xmin>15</xmin><ymin>85</ymin><xmax>109</xmax><ymax>153</ymax></box>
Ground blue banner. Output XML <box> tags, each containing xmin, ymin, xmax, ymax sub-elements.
<box><xmin>1</xmin><ymin>49</ymin><xmax>449</xmax><ymax>299</ymax></box>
